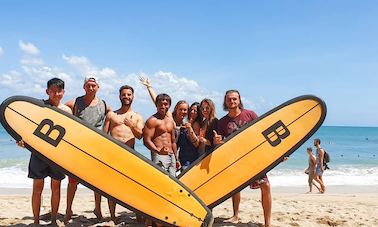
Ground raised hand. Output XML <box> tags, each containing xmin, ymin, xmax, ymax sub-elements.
<box><xmin>139</xmin><ymin>76</ymin><xmax>151</xmax><ymax>87</ymax></box>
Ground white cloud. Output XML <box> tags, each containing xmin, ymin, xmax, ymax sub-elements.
<box><xmin>19</xmin><ymin>40</ymin><xmax>40</xmax><ymax>55</ymax></box>
<box><xmin>1</xmin><ymin>44</ymin><xmax>74</xmax><ymax>98</ymax></box>
<box><xmin>0</xmin><ymin>70</ymin><xmax>22</xmax><ymax>87</ymax></box>
<box><xmin>1</xmin><ymin>49</ymin><xmax>264</xmax><ymax>118</ymax></box>
<box><xmin>62</xmin><ymin>55</ymin><xmax>92</xmax><ymax>73</ymax></box>
<box><xmin>0</xmin><ymin>46</ymin><xmax>4</xmax><ymax>56</ymax></box>
<box><xmin>147</xmin><ymin>71</ymin><xmax>223</xmax><ymax>104</ymax></box>
<box><xmin>20</xmin><ymin>56</ymin><xmax>44</xmax><ymax>65</ymax></box>
<box><xmin>62</xmin><ymin>54</ymin><xmax>117</xmax><ymax>79</ymax></box>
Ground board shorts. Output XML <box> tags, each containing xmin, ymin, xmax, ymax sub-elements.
<box><xmin>151</xmin><ymin>152</ymin><xmax>176</xmax><ymax>177</ymax></box>
<box><xmin>28</xmin><ymin>154</ymin><xmax>65</xmax><ymax>181</ymax></box>
<box><xmin>250</xmin><ymin>175</ymin><xmax>269</xmax><ymax>189</ymax></box>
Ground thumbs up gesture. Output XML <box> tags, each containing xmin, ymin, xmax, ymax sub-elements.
<box><xmin>213</xmin><ymin>130</ymin><xmax>224</xmax><ymax>145</ymax></box>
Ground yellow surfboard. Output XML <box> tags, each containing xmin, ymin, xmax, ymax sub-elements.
<box><xmin>179</xmin><ymin>95</ymin><xmax>326</xmax><ymax>208</ymax></box>
<box><xmin>0</xmin><ymin>96</ymin><xmax>213</xmax><ymax>227</ymax></box>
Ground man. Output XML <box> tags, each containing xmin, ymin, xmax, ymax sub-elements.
<box><xmin>17</xmin><ymin>78</ymin><xmax>71</xmax><ymax>225</ymax></box>
<box><xmin>103</xmin><ymin>85</ymin><xmax>144</xmax><ymax>222</ymax></box>
<box><xmin>143</xmin><ymin>93</ymin><xmax>179</xmax><ymax>177</ymax></box>
<box><xmin>314</xmin><ymin>138</ymin><xmax>326</xmax><ymax>193</ymax></box>
<box><xmin>143</xmin><ymin>93</ymin><xmax>179</xmax><ymax>227</ymax></box>
<box><xmin>213</xmin><ymin>89</ymin><xmax>272</xmax><ymax>227</ymax></box>
<box><xmin>64</xmin><ymin>75</ymin><xmax>111</xmax><ymax>223</ymax></box>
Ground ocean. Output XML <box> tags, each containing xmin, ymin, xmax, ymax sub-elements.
<box><xmin>0</xmin><ymin>125</ymin><xmax>377</xmax><ymax>188</ymax></box>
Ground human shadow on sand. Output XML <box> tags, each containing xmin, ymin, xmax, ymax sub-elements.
<box><xmin>4</xmin><ymin>212</ymin><xmax>263</xmax><ymax>227</ymax></box>
<box><xmin>4</xmin><ymin>210</ymin><xmax>144</xmax><ymax>227</ymax></box>
<box><xmin>213</xmin><ymin>217</ymin><xmax>263</xmax><ymax>227</ymax></box>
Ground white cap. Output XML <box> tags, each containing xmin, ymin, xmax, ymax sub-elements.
<box><xmin>84</xmin><ymin>74</ymin><xmax>99</xmax><ymax>85</ymax></box>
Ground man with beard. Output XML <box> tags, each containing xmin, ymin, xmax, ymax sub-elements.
<box><xmin>103</xmin><ymin>85</ymin><xmax>144</xmax><ymax>222</ymax></box>
<box><xmin>213</xmin><ymin>89</ymin><xmax>272</xmax><ymax>226</ymax></box>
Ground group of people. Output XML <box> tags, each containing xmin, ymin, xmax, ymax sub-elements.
<box><xmin>305</xmin><ymin>138</ymin><xmax>327</xmax><ymax>193</ymax></box>
<box><xmin>18</xmin><ymin>75</ymin><xmax>274</xmax><ymax>227</ymax></box>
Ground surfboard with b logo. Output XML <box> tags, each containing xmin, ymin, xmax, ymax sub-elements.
<box><xmin>0</xmin><ymin>96</ymin><xmax>213</xmax><ymax>227</ymax></box>
<box><xmin>179</xmin><ymin>95</ymin><xmax>326</xmax><ymax>208</ymax></box>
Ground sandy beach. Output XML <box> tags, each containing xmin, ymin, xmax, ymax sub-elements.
<box><xmin>0</xmin><ymin>186</ymin><xmax>377</xmax><ymax>227</ymax></box>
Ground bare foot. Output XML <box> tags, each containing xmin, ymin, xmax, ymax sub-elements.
<box><xmin>50</xmin><ymin>220</ymin><xmax>58</xmax><ymax>226</ymax></box>
<box><xmin>224</xmin><ymin>216</ymin><xmax>240</xmax><ymax>223</ymax></box>
<box><xmin>93</xmin><ymin>209</ymin><xmax>103</xmax><ymax>221</ymax></box>
<box><xmin>110</xmin><ymin>215</ymin><xmax>117</xmax><ymax>223</ymax></box>
<box><xmin>64</xmin><ymin>210</ymin><xmax>73</xmax><ymax>224</ymax></box>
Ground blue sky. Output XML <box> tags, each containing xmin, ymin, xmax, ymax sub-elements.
<box><xmin>1</xmin><ymin>1</ymin><xmax>377</xmax><ymax>126</ymax></box>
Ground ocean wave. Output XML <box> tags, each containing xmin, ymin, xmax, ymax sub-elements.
<box><xmin>269</xmin><ymin>166</ymin><xmax>378</xmax><ymax>186</ymax></box>
<box><xmin>0</xmin><ymin>166</ymin><xmax>69</xmax><ymax>188</ymax></box>
<box><xmin>1</xmin><ymin>165</ymin><xmax>378</xmax><ymax>188</ymax></box>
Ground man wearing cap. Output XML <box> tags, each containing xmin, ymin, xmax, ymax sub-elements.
<box><xmin>64</xmin><ymin>75</ymin><xmax>111</xmax><ymax>223</ymax></box>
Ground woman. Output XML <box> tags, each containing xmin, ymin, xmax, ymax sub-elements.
<box><xmin>305</xmin><ymin>147</ymin><xmax>321</xmax><ymax>193</ymax></box>
<box><xmin>172</xmin><ymin>101</ymin><xmax>201</xmax><ymax>170</ymax></box>
<box><xmin>188</xmin><ymin>102</ymin><xmax>200</xmax><ymax>124</ymax></box>
<box><xmin>192</xmin><ymin>98</ymin><xmax>218</xmax><ymax>154</ymax></box>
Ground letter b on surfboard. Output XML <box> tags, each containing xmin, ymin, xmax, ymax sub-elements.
<box><xmin>262</xmin><ymin>120</ymin><xmax>290</xmax><ymax>147</ymax></box>
<box><xmin>33</xmin><ymin>119</ymin><xmax>66</xmax><ymax>147</ymax></box>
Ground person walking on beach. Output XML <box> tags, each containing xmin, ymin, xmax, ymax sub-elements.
<box><xmin>213</xmin><ymin>89</ymin><xmax>272</xmax><ymax>226</ymax></box>
<box><xmin>17</xmin><ymin>78</ymin><xmax>71</xmax><ymax>225</ymax></box>
<box><xmin>305</xmin><ymin>147</ymin><xmax>321</xmax><ymax>193</ymax></box>
<box><xmin>314</xmin><ymin>138</ymin><xmax>326</xmax><ymax>193</ymax></box>
<box><xmin>64</xmin><ymin>75</ymin><xmax>111</xmax><ymax>223</ymax></box>
<box><xmin>103</xmin><ymin>85</ymin><xmax>144</xmax><ymax>222</ymax></box>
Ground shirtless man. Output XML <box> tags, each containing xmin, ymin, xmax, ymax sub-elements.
<box><xmin>143</xmin><ymin>93</ymin><xmax>179</xmax><ymax>177</ymax></box>
<box><xmin>103</xmin><ymin>85</ymin><xmax>144</xmax><ymax>222</ymax></box>
<box><xmin>143</xmin><ymin>93</ymin><xmax>178</xmax><ymax>227</ymax></box>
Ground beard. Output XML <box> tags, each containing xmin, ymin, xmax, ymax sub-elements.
<box><xmin>227</xmin><ymin>104</ymin><xmax>238</xmax><ymax>110</ymax></box>
<box><xmin>121</xmin><ymin>98</ymin><xmax>133</xmax><ymax>106</ymax></box>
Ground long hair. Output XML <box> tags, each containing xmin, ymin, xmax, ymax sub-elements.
<box><xmin>223</xmin><ymin>89</ymin><xmax>244</xmax><ymax>111</ymax></box>
<box><xmin>200</xmin><ymin>98</ymin><xmax>216</xmax><ymax>128</ymax></box>
<box><xmin>172</xmin><ymin>100</ymin><xmax>189</xmax><ymax>124</ymax></box>
<box><xmin>189</xmin><ymin>102</ymin><xmax>201</xmax><ymax>123</ymax></box>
